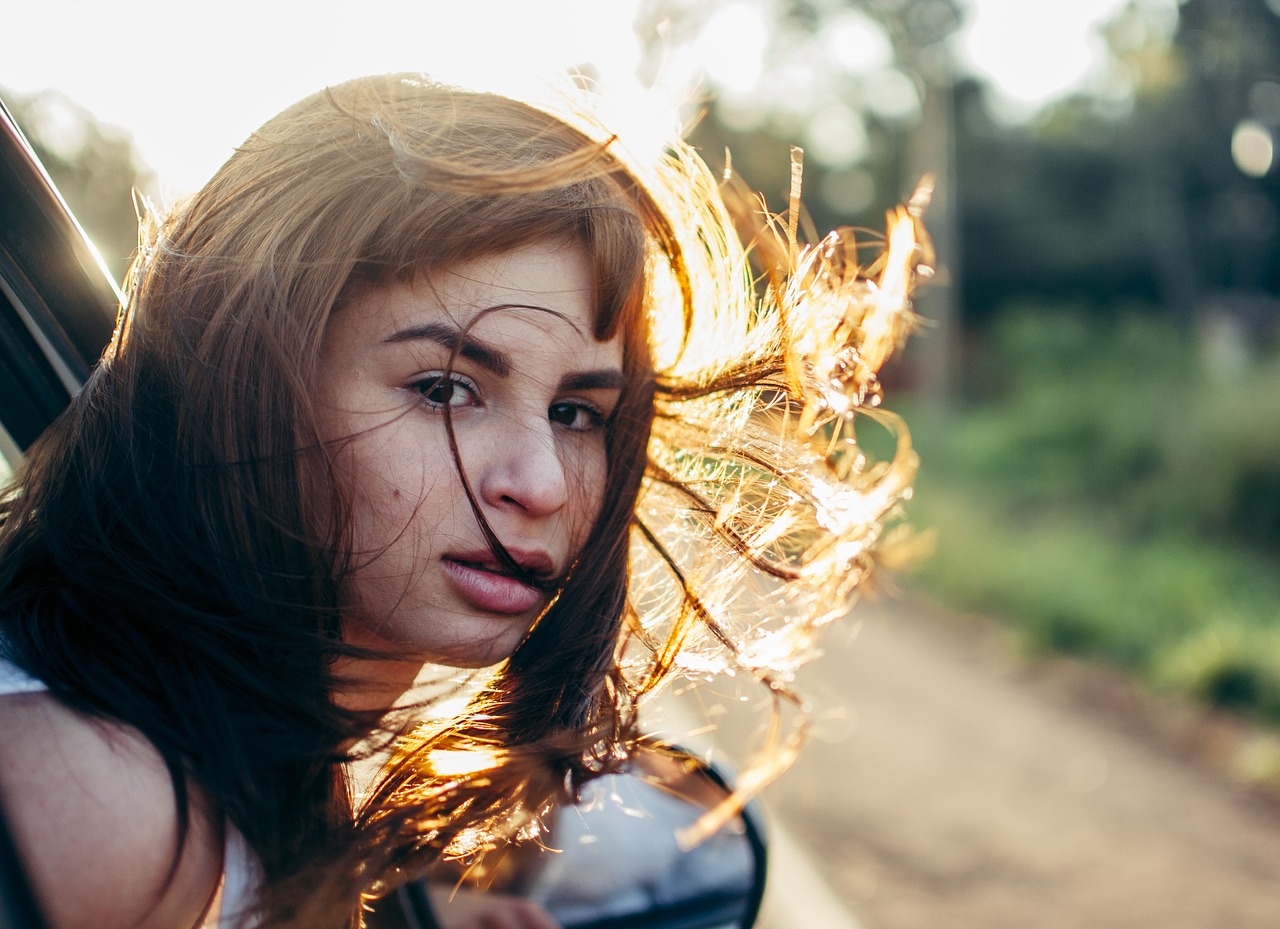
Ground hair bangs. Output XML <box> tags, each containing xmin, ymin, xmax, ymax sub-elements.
<box><xmin>340</xmin><ymin>172</ymin><xmax>648</xmax><ymax>349</ymax></box>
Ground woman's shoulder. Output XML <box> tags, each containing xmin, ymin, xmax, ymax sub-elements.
<box><xmin>0</xmin><ymin>691</ymin><xmax>224</xmax><ymax>929</ymax></box>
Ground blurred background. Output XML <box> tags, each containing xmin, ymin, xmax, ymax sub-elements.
<box><xmin>6</xmin><ymin>1</ymin><xmax>1280</xmax><ymax>926</ymax></box>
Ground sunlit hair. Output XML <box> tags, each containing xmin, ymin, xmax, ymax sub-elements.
<box><xmin>0</xmin><ymin>73</ymin><xmax>927</xmax><ymax>927</ymax></box>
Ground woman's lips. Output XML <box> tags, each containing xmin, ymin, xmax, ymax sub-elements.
<box><xmin>442</xmin><ymin>558</ymin><xmax>546</xmax><ymax>615</ymax></box>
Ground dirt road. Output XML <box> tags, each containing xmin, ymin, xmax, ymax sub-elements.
<box><xmin>690</xmin><ymin>596</ymin><xmax>1280</xmax><ymax>929</ymax></box>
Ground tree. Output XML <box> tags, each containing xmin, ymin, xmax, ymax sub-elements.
<box><xmin>954</xmin><ymin>0</ymin><xmax>1280</xmax><ymax>340</ymax></box>
<box><xmin>3</xmin><ymin>88</ymin><xmax>152</xmax><ymax>283</ymax></box>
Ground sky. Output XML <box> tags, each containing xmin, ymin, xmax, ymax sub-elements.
<box><xmin>2</xmin><ymin>0</ymin><xmax>1135</xmax><ymax>197</ymax></box>
<box><xmin>3</xmin><ymin>0</ymin><xmax>652</xmax><ymax>198</ymax></box>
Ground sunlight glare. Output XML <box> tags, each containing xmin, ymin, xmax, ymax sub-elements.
<box><xmin>695</xmin><ymin>3</ymin><xmax>768</xmax><ymax>95</ymax></box>
<box><xmin>956</xmin><ymin>0</ymin><xmax>1135</xmax><ymax>119</ymax></box>
<box><xmin>4</xmin><ymin>0</ymin><xmax>651</xmax><ymax>197</ymax></box>
<box><xmin>428</xmin><ymin>748</ymin><xmax>500</xmax><ymax>777</ymax></box>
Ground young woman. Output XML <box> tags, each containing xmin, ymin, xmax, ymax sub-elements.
<box><xmin>0</xmin><ymin>73</ymin><xmax>926</xmax><ymax>928</ymax></box>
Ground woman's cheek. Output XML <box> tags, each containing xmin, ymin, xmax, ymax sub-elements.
<box><xmin>574</xmin><ymin>446</ymin><xmax>612</xmax><ymax>543</ymax></box>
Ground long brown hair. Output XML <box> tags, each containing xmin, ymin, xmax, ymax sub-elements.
<box><xmin>0</xmin><ymin>74</ymin><xmax>926</xmax><ymax>926</ymax></box>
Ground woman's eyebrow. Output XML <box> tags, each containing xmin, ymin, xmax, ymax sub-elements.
<box><xmin>383</xmin><ymin>321</ymin><xmax>511</xmax><ymax>376</ymax></box>
<box><xmin>383</xmin><ymin>321</ymin><xmax>624</xmax><ymax>390</ymax></box>
<box><xmin>560</xmin><ymin>370</ymin><xmax>625</xmax><ymax>392</ymax></box>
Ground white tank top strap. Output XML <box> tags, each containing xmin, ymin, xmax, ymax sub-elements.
<box><xmin>0</xmin><ymin>652</ymin><xmax>47</xmax><ymax>696</ymax></box>
<box><xmin>218</xmin><ymin>821</ymin><xmax>264</xmax><ymax>929</ymax></box>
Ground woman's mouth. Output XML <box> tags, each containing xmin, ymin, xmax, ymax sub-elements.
<box><xmin>441</xmin><ymin>557</ymin><xmax>547</xmax><ymax>615</ymax></box>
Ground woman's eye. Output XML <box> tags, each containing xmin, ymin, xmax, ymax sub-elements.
<box><xmin>549</xmin><ymin>401</ymin><xmax>605</xmax><ymax>432</ymax></box>
<box><xmin>412</xmin><ymin>373</ymin><xmax>477</xmax><ymax>408</ymax></box>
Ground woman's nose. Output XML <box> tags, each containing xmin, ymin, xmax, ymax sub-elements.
<box><xmin>476</xmin><ymin>422</ymin><xmax>570</xmax><ymax>518</ymax></box>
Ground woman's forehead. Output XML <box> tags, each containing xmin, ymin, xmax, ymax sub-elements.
<box><xmin>430</xmin><ymin>243</ymin><xmax>593</xmax><ymax>313</ymax></box>
<box><xmin>327</xmin><ymin>242</ymin><xmax>624</xmax><ymax>363</ymax></box>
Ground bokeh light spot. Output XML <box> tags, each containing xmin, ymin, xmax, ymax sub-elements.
<box><xmin>1231</xmin><ymin>120</ymin><xmax>1274</xmax><ymax>178</ymax></box>
<box><xmin>805</xmin><ymin>105</ymin><xmax>869</xmax><ymax>168</ymax></box>
<box><xmin>823</xmin><ymin>10</ymin><xmax>894</xmax><ymax>75</ymax></box>
<box><xmin>820</xmin><ymin>168</ymin><xmax>876</xmax><ymax>216</ymax></box>
<box><xmin>864</xmin><ymin>69</ymin><xmax>922</xmax><ymax>124</ymax></box>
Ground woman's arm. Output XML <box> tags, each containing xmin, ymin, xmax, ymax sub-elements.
<box><xmin>0</xmin><ymin>692</ymin><xmax>223</xmax><ymax>929</ymax></box>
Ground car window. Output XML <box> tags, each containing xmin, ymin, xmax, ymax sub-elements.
<box><xmin>0</xmin><ymin>95</ymin><xmax>118</xmax><ymax>473</ymax></box>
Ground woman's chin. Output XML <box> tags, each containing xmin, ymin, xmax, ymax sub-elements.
<box><xmin>341</xmin><ymin>603</ymin><xmax>534</xmax><ymax>666</ymax></box>
<box><xmin>428</xmin><ymin>629</ymin><xmax>527</xmax><ymax>669</ymax></box>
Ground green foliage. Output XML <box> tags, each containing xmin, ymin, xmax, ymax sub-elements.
<box><xmin>903</xmin><ymin>305</ymin><xmax>1280</xmax><ymax>723</ymax></box>
<box><xmin>935</xmin><ymin>305</ymin><xmax>1280</xmax><ymax>548</ymax></box>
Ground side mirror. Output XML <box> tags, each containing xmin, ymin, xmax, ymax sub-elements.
<box><xmin>393</xmin><ymin>749</ymin><xmax>767</xmax><ymax>929</ymax></box>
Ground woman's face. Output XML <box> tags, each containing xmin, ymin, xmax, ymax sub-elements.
<box><xmin>317</xmin><ymin>241</ymin><xmax>624</xmax><ymax>667</ymax></box>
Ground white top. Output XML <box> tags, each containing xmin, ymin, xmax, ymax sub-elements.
<box><xmin>0</xmin><ymin>653</ymin><xmax>45</xmax><ymax>695</ymax></box>
<box><xmin>217</xmin><ymin>826</ymin><xmax>263</xmax><ymax>929</ymax></box>
<box><xmin>0</xmin><ymin>652</ymin><xmax>262</xmax><ymax>929</ymax></box>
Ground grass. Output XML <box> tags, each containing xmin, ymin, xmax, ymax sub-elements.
<box><xmin>884</xmin><ymin>306</ymin><xmax>1280</xmax><ymax>724</ymax></box>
